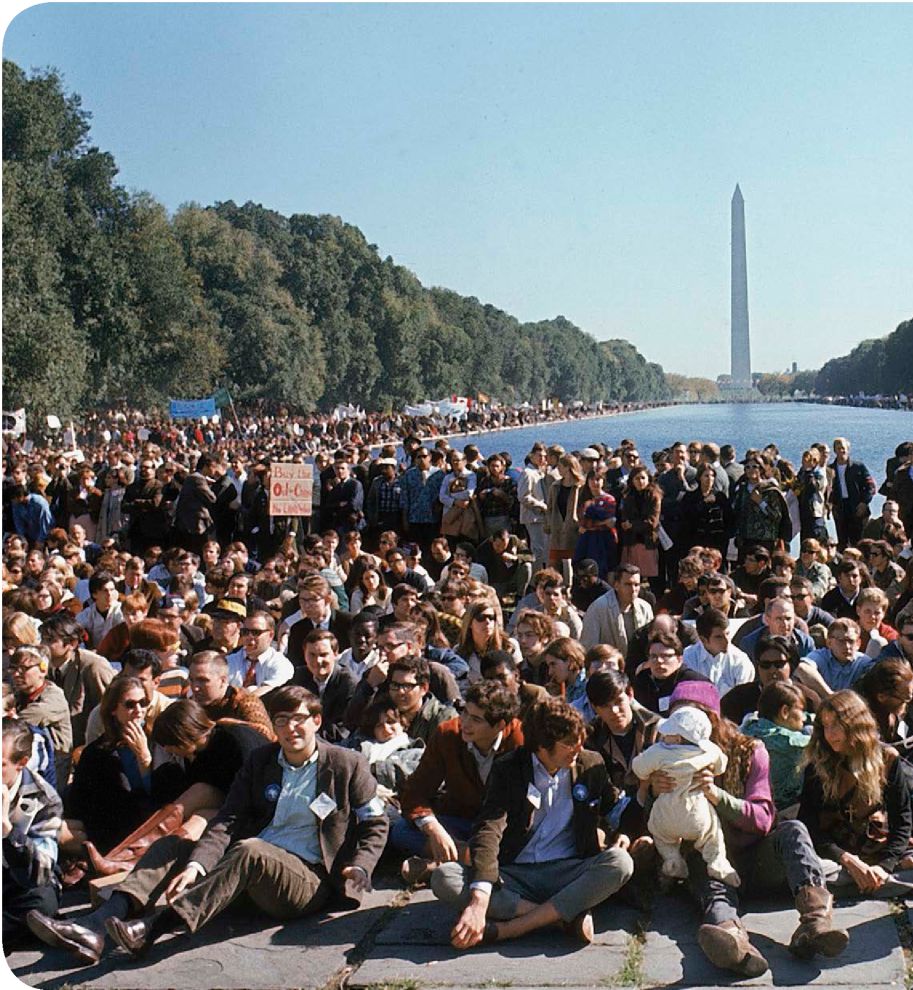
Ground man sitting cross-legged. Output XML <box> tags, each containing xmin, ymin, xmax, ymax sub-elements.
<box><xmin>431</xmin><ymin>696</ymin><xmax>634</xmax><ymax>948</ymax></box>
<box><xmin>27</xmin><ymin>685</ymin><xmax>388</xmax><ymax>965</ymax></box>
<box><xmin>393</xmin><ymin>680</ymin><xmax>525</xmax><ymax>885</ymax></box>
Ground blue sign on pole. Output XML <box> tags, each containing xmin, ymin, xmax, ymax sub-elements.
<box><xmin>169</xmin><ymin>397</ymin><xmax>217</xmax><ymax>419</ymax></box>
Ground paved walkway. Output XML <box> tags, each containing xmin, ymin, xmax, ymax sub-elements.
<box><xmin>4</xmin><ymin>878</ymin><xmax>908</xmax><ymax>990</ymax></box>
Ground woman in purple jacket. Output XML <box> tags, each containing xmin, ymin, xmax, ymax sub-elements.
<box><xmin>649</xmin><ymin>681</ymin><xmax>848</xmax><ymax>977</ymax></box>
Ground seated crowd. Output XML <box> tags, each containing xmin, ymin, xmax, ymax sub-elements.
<box><xmin>4</xmin><ymin>432</ymin><xmax>913</xmax><ymax>978</ymax></box>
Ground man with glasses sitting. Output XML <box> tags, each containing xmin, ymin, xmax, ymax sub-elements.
<box><xmin>227</xmin><ymin>611</ymin><xmax>293</xmax><ymax>697</ymax></box>
<box><xmin>795</xmin><ymin>618</ymin><xmax>875</xmax><ymax>693</ymax></box>
<box><xmin>281</xmin><ymin>575</ymin><xmax>353</xmax><ymax>667</ymax></box>
<box><xmin>26</xmin><ymin>686</ymin><xmax>388</xmax><ymax>965</ymax></box>
<box><xmin>788</xmin><ymin>577</ymin><xmax>835</xmax><ymax>632</ymax></box>
<box><xmin>345</xmin><ymin>623</ymin><xmax>461</xmax><ymax>731</ymax></box>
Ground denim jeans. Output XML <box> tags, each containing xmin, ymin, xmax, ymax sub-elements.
<box><xmin>389</xmin><ymin>814</ymin><xmax>474</xmax><ymax>858</ymax></box>
<box><xmin>687</xmin><ymin>819</ymin><xmax>827</xmax><ymax>925</ymax></box>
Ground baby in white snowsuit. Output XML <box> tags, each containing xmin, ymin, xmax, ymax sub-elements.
<box><xmin>631</xmin><ymin>705</ymin><xmax>739</xmax><ymax>886</ymax></box>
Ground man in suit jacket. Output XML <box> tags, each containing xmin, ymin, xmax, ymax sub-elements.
<box><xmin>282</xmin><ymin>575</ymin><xmax>353</xmax><ymax>668</ymax></box>
<box><xmin>293</xmin><ymin>630</ymin><xmax>358</xmax><ymax>741</ymax></box>
<box><xmin>431</xmin><ymin>697</ymin><xmax>634</xmax><ymax>949</ymax></box>
<box><xmin>26</xmin><ymin>685</ymin><xmax>388</xmax><ymax>965</ymax></box>
<box><xmin>39</xmin><ymin>613</ymin><xmax>115</xmax><ymax>754</ymax></box>
<box><xmin>174</xmin><ymin>453</ymin><xmax>224</xmax><ymax>555</ymax></box>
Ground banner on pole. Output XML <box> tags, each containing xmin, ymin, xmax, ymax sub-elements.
<box><xmin>169</xmin><ymin>397</ymin><xmax>217</xmax><ymax>419</ymax></box>
<box><xmin>269</xmin><ymin>462</ymin><xmax>313</xmax><ymax>517</ymax></box>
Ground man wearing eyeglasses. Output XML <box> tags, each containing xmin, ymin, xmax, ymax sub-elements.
<box><xmin>27</xmin><ymin>685</ymin><xmax>388</xmax><ymax>964</ymax></box>
<box><xmin>383</xmin><ymin>656</ymin><xmax>457</xmax><ymax>745</ymax></box>
<box><xmin>605</xmin><ymin>447</ymin><xmax>641</xmax><ymax>505</ymax></box>
<box><xmin>795</xmin><ymin>617</ymin><xmax>875</xmax><ymax>693</ymax></box>
<box><xmin>10</xmin><ymin>646</ymin><xmax>72</xmax><ymax>787</ymax></box>
<box><xmin>282</xmin><ymin>575</ymin><xmax>353</xmax><ymax>667</ymax></box>
<box><xmin>227</xmin><ymin>611</ymin><xmax>293</xmax><ymax>697</ymax></box>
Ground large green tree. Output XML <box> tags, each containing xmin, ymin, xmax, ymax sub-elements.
<box><xmin>3</xmin><ymin>60</ymin><xmax>672</xmax><ymax>419</ymax></box>
<box><xmin>2</xmin><ymin>61</ymin><xmax>90</xmax><ymax>418</ymax></box>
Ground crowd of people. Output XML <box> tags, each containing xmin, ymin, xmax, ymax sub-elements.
<box><xmin>4</xmin><ymin>421</ymin><xmax>913</xmax><ymax>979</ymax></box>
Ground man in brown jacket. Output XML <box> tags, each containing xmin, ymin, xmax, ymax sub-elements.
<box><xmin>394</xmin><ymin>681</ymin><xmax>524</xmax><ymax>883</ymax></box>
<box><xmin>431</xmin><ymin>697</ymin><xmax>633</xmax><ymax>949</ymax></box>
<box><xmin>27</xmin><ymin>685</ymin><xmax>388</xmax><ymax>965</ymax></box>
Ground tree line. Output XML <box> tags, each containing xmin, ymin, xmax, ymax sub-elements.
<box><xmin>814</xmin><ymin>318</ymin><xmax>913</xmax><ymax>396</ymax></box>
<box><xmin>2</xmin><ymin>61</ymin><xmax>670</xmax><ymax>422</ymax></box>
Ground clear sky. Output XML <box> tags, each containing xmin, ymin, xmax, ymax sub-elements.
<box><xmin>4</xmin><ymin>3</ymin><xmax>912</xmax><ymax>379</ymax></box>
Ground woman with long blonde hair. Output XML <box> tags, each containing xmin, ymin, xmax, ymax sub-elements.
<box><xmin>798</xmin><ymin>689</ymin><xmax>913</xmax><ymax>897</ymax></box>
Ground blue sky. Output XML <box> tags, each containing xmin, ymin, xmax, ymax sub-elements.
<box><xmin>4</xmin><ymin>3</ymin><xmax>912</xmax><ymax>378</ymax></box>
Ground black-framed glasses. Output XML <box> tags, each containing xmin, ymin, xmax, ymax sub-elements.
<box><xmin>241</xmin><ymin>627</ymin><xmax>269</xmax><ymax>636</ymax></box>
<box><xmin>388</xmin><ymin>680</ymin><xmax>420</xmax><ymax>692</ymax></box>
<box><xmin>121</xmin><ymin>698</ymin><xmax>149</xmax><ymax>711</ymax></box>
<box><xmin>273</xmin><ymin>713</ymin><xmax>311</xmax><ymax>729</ymax></box>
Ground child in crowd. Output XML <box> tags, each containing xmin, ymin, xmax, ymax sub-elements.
<box><xmin>632</xmin><ymin>705</ymin><xmax>739</xmax><ymax>886</ymax></box>
<box><xmin>742</xmin><ymin>681</ymin><xmax>812</xmax><ymax>813</ymax></box>
<box><xmin>356</xmin><ymin>698</ymin><xmax>423</xmax><ymax>806</ymax></box>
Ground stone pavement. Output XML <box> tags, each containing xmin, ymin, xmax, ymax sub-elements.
<box><xmin>4</xmin><ymin>877</ymin><xmax>909</xmax><ymax>990</ymax></box>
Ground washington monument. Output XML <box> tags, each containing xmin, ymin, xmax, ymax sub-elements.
<box><xmin>730</xmin><ymin>184</ymin><xmax>753</xmax><ymax>389</ymax></box>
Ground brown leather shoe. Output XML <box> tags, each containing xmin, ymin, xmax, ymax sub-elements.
<box><xmin>698</xmin><ymin>919</ymin><xmax>769</xmax><ymax>977</ymax></box>
<box><xmin>789</xmin><ymin>885</ymin><xmax>849</xmax><ymax>960</ymax></box>
<box><xmin>26</xmin><ymin>910</ymin><xmax>105</xmax><ymax>966</ymax></box>
<box><xmin>105</xmin><ymin>916</ymin><xmax>155</xmax><ymax>958</ymax></box>
<box><xmin>562</xmin><ymin>910</ymin><xmax>595</xmax><ymax>944</ymax></box>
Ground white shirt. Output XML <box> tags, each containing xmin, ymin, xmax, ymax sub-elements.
<box><xmin>227</xmin><ymin>645</ymin><xmax>295</xmax><ymax>691</ymax></box>
<box><xmin>682</xmin><ymin>640</ymin><xmax>754</xmax><ymax>697</ymax></box>
<box><xmin>337</xmin><ymin>646</ymin><xmax>381</xmax><ymax>681</ymax></box>
<box><xmin>515</xmin><ymin>755</ymin><xmax>577</xmax><ymax>864</ymax></box>
<box><xmin>835</xmin><ymin>462</ymin><xmax>849</xmax><ymax>499</ymax></box>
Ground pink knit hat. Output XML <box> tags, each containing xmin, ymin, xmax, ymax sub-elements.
<box><xmin>668</xmin><ymin>680</ymin><xmax>721</xmax><ymax>715</ymax></box>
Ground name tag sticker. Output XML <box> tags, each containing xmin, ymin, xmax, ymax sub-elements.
<box><xmin>310</xmin><ymin>792</ymin><xmax>337</xmax><ymax>820</ymax></box>
<box><xmin>526</xmin><ymin>783</ymin><xmax>541</xmax><ymax>809</ymax></box>
<box><xmin>658</xmin><ymin>696</ymin><xmax>671</xmax><ymax>713</ymax></box>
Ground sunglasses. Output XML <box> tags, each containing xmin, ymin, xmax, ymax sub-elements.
<box><xmin>757</xmin><ymin>659</ymin><xmax>789</xmax><ymax>670</ymax></box>
<box><xmin>121</xmin><ymin>698</ymin><xmax>149</xmax><ymax>711</ymax></box>
<box><xmin>473</xmin><ymin>613</ymin><xmax>496</xmax><ymax>622</ymax></box>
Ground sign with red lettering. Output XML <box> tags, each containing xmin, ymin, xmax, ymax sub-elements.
<box><xmin>269</xmin><ymin>462</ymin><xmax>313</xmax><ymax>517</ymax></box>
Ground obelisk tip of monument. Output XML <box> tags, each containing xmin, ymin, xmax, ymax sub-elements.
<box><xmin>733</xmin><ymin>183</ymin><xmax>743</xmax><ymax>201</ymax></box>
